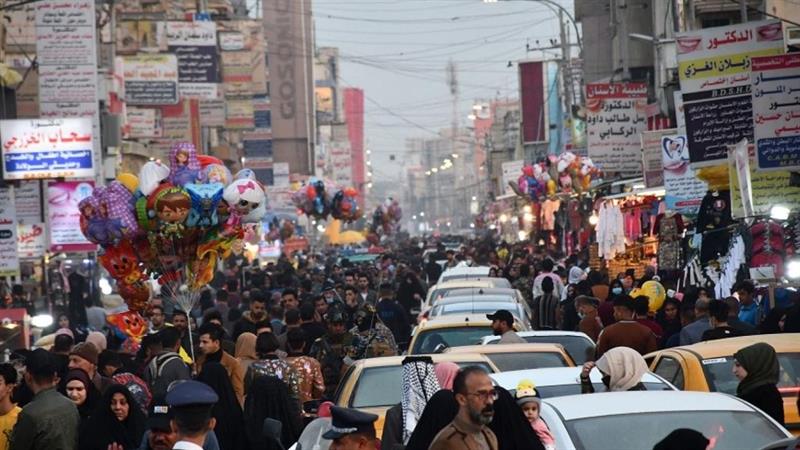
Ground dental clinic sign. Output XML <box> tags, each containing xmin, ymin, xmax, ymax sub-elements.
<box><xmin>1</xmin><ymin>118</ymin><xmax>94</xmax><ymax>180</ymax></box>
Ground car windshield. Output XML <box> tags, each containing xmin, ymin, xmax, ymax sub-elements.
<box><xmin>412</xmin><ymin>327</ymin><xmax>492</xmax><ymax>353</ymax></box>
<box><xmin>564</xmin><ymin>411</ymin><xmax>786</xmax><ymax>450</ymax></box>
<box><xmin>432</xmin><ymin>302</ymin><xmax>521</xmax><ymax>318</ymax></box>
<box><xmin>351</xmin><ymin>362</ymin><xmax>493</xmax><ymax>408</ymax></box>
<box><xmin>702</xmin><ymin>353</ymin><xmax>800</xmax><ymax>396</ymax></box>
<box><xmin>486</xmin><ymin>352</ymin><xmax>568</xmax><ymax>371</ymax></box>
<box><xmin>535</xmin><ymin>382</ymin><xmax>670</xmax><ymax>398</ymax></box>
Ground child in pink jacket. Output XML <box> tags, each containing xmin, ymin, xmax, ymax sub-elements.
<box><xmin>516</xmin><ymin>380</ymin><xmax>556</xmax><ymax>450</ymax></box>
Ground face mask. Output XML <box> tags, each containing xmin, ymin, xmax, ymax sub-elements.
<box><xmin>612</xmin><ymin>287</ymin><xmax>623</xmax><ymax>295</ymax></box>
<box><xmin>577</xmin><ymin>311</ymin><xmax>586</xmax><ymax>319</ymax></box>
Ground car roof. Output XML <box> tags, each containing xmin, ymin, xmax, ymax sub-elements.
<box><xmin>440</xmin><ymin>267</ymin><xmax>491</xmax><ymax>278</ymax></box>
<box><xmin>431</xmin><ymin>280</ymin><xmax>498</xmax><ymax>290</ymax></box>
<box><xmin>444</xmin><ymin>287</ymin><xmax>518</xmax><ymax>297</ymax></box>
<box><xmin>646</xmin><ymin>333</ymin><xmax>800</xmax><ymax>359</ymax></box>
<box><xmin>445</xmin><ymin>343</ymin><xmax>567</xmax><ymax>354</ymax></box>
<box><xmin>490</xmin><ymin>367</ymin><xmax>668</xmax><ymax>390</ymax></box>
<box><xmin>544</xmin><ymin>391</ymin><xmax>755</xmax><ymax>420</ymax></box>
<box><xmin>351</xmin><ymin>352</ymin><xmax>489</xmax><ymax>369</ymax></box>
<box><xmin>484</xmin><ymin>331</ymin><xmax>592</xmax><ymax>341</ymax></box>
<box><xmin>435</xmin><ymin>295</ymin><xmax>518</xmax><ymax>305</ymax></box>
<box><xmin>416</xmin><ymin>314</ymin><xmax>494</xmax><ymax>330</ymax></box>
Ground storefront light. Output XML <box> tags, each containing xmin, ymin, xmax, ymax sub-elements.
<box><xmin>517</xmin><ymin>231</ymin><xmax>528</xmax><ymax>241</ymax></box>
<box><xmin>523</xmin><ymin>213</ymin><xmax>534</xmax><ymax>222</ymax></box>
<box><xmin>499</xmin><ymin>214</ymin><xmax>509</xmax><ymax>223</ymax></box>
<box><xmin>523</xmin><ymin>205</ymin><xmax>532</xmax><ymax>214</ymax></box>
<box><xmin>31</xmin><ymin>314</ymin><xmax>53</xmax><ymax>329</ymax></box>
<box><xmin>770</xmin><ymin>205</ymin><xmax>790</xmax><ymax>221</ymax></box>
<box><xmin>589</xmin><ymin>212</ymin><xmax>599</xmax><ymax>226</ymax></box>
<box><xmin>788</xmin><ymin>259</ymin><xmax>800</xmax><ymax>279</ymax></box>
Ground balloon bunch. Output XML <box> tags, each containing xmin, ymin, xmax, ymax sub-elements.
<box><xmin>512</xmin><ymin>152</ymin><xmax>601</xmax><ymax>200</ymax></box>
<box><xmin>369</xmin><ymin>198</ymin><xmax>403</xmax><ymax>236</ymax></box>
<box><xmin>292</xmin><ymin>179</ymin><xmax>362</xmax><ymax>223</ymax></box>
<box><xmin>266</xmin><ymin>217</ymin><xmax>296</xmax><ymax>242</ymax></box>
<box><xmin>79</xmin><ymin>142</ymin><xmax>266</xmax><ymax>355</ymax></box>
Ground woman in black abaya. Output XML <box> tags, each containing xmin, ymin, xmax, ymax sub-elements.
<box><xmin>244</xmin><ymin>375</ymin><xmax>304</xmax><ymax>450</ymax></box>
<box><xmin>196</xmin><ymin>361</ymin><xmax>246</xmax><ymax>450</ymax></box>
<box><xmin>489</xmin><ymin>386</ymin><xmax>545</xmax><ymax>450</ymax></box>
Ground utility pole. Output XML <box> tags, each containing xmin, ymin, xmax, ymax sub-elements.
<box><xmin>618</xmin><ymin>0</ymin><xmax>630</xmax><ymax>80</ymax></box>
<box><xmin>739</xmin><ymin>0</ymin><xmax>748</xmax><ymax>22</ymax></box>
<box><xmin>559</xmin><ymin>9</ymin><xmax>571</xmax><ymax>155</ymax></box>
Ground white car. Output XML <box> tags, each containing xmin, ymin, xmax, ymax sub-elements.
<box><xmin>480</xmin><ymin>331</ymin><xmax>596</xmax><ymax>364</ymax></box>
<box><xmin>538</xmin><ymin>391</ymin><xmax>791</xmax><ymax>450</ymax></box>
<box><xmin>490</xmin><ymin>367</ymin><xmax>675</xmax><ymax>399</ymax></box>
<box><xmin>438</xmin><ymin>266</ymin><xmax>510</xmax><ymax>286</ymax></box>
<box><xmin>418</xmin><ymin>279</ymin><xmax>508</xmax><ymax>318</ymax></box>
<box><xmin>428</xmin><ymin>296</ymin><xmax>530</xmax><ymax>328</ymax></box>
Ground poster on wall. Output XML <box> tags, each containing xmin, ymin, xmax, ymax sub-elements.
<box><xmin>1</xmin><ymin>118</ymin><xmax>94</xmax><ymax>180</ymax></box>
<box><xmin>728</xmin><ymin>144</ymin><xmax>800</xmax><ymax>219</ymax></box>
<box><xmin>586</xmin><ymin>82</ymin><xmax>648</xmax><ymax>175</ymax></box>
<box><xmin>750</xmin><ymin>54</ymin><xmax>800</xmax><ymax>171</ymax></box>
<box><xmin>676</xmin><ymin>20</ymin><xmax>785</xmax><ymax>166</ymax></box>
<box><xmin>641</xmin><ymin>129</ymin><xmax>676</xmax><ymax>188</ymax></box>
<box><xmin>0</xmin><ymin>188</ymin><xmax>20</xmax><ymax>277</ymax></box>
<box><xmin>17</xmin><ymin>223</ymin><xmax>46</xmax><ymax>259</ymax></box>
<box><xmin>661</xmin><ymin>133</ymin><xmax>707</xmax><ymax>215</ymax></box>
<box><xmin>14</xmin><ymin>180</ymin><xmax>41</xmax><ymax>222</ymax></box>
<box><xmin>47</xmin><ymin>180</ymin><xmax>95</xmax><ymax>252</ymax></box>
<box><xmin>167</xmin><ymin>21</ymin><xmax>219</xmax><ymax>100</ymax></box>
<box><xmin>121</xmin><ymin>55</ymin><xmax>179</xmax><ymax>105</ymax></box>
<box><xmin>501</xmin><ymin>160</ymin><xmax>525</xmax><ymax>196</ymax></box>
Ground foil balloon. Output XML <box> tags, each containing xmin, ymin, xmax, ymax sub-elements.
<box><xmin>197</xmin><ymin>154</ymin><xmax>223</xmax><ymax>168</ymax></box>
<box><xmin>138</xmin><ymin>160</ymin><xmax>170</xmax><ymax>197</ymax></box>
<box><xmin>117</xmin><ymin>173</ymin><xmax>139</xmax><ymax>193</ymax></box>
<box><xmin>223</xmin><ymin>179</ymin><xmax>266</xmax><ymax>223</ymax></box>
<box><xmin>185</xmin><ymin>183</ymin><xmax>224</xmax><ymax>227</ymax></box>
<box><xmin>153</xmin><ymin>186</ymin><xmax>191</xmax><ymax>239</ymax></box>
<box><xmin>201</xmin><ymin>164</ymin><xmax>232</xmax><ymax>186</ymax></box>
<box><xmin>234</xmin><ymin>168</ymin><xmax>257</xmax><ymax>181</ymax></box>
<box><xmin>168</xmin><ymin>142</ymin><xmax>201</xmax><ymax>187</ymax></box>
<box><xmin>107</xmin><ymin>310</ymin><xmax>148</xmax><ymax>348</ymax></box>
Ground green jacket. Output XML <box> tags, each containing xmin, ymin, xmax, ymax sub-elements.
<box><xmin>10</xmin><ymin>387</ymin><xmax>79</xmax><ymax>450</ymax></box>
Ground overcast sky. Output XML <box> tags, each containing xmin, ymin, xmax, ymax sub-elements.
<box><xmin>313</xmin><ymin>0</ymin><xmax>571</xmax><ymax>180</ymax></box>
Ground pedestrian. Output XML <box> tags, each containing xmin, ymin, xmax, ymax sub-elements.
<box><xmin>196</xmin><ymin>362</ymin><xmax>245</xmax><ymax>450</ymax></box>
<box><xmin>679</xmin><ymin>298</ymin><xmax>711</xmax><ymax>345</ymax></box>
<box><xmin>171</xmin><ymin>310</ymin><xmax>197</xmax><ymax>362</ymax></box>
<box><xmin>575</xmin><ymin>296</ymin><xmax>603</xmax><ymax>342</ymax></box>
<box><xmin>323</xmin><ymin>406</ymin><xmax>379</xmax><ymax>450</ymax></box>
<box><xmin>231</xmin><ymin>290</ymin><xmax>270</xmax><ymax>340</ymax></box>
<box><xmin>735</xmin><ymin>280</ymin><xmax>762</xmax><ymax>327</ymax></box>
<box><xmin>633</xmin><ymin>296</ymin><xmax>663</xmax><ymax>342</ymax></box>
<box><xmin>351</xmin><ymin>307</ymin><xmax>399</xmax><ymax>358</ymax></box>
<box><xmin>531</xmin><ymin>277</ymin><xmax>559</xmax><ymax>330</ymax></box>
<box><xmin>196</xmin><ymin>323</ymin><xmax>244</xmax><ymax>405</ymax></box>
<box><xmin>376</xmin><ymin>283</ymin><xmax>411</xmax><ymax>348</ymax></box>
<box><xmin>144</xmin><ymin>327</ymin><xmax>192</xmax><ymax>400</ymax></box>
<box><xmin>300</xmin><ymin>302</ymin><xmax>327</xmax><ymax>352</ymax></box>
<box><xmin>434</xmin><ymin>362</ymin><xmax>460</xmax><ymax>391</ymax></box>
<box><xmin>0</xmin><ymin>363</ymin><xmax>20</xmax><ymax>450</ymax></box>
<box><xmin>429</xmin><ymin>366</ymin><xmax>498</xmax><ymax>450</ymax></box>
<box><xmin>655</xmin><ymin>298</ymin><xmax>682</xmax><ymax>347</ymax></box>
<box><xmin>79</xmin><ymin>384</ymin><xmax>146</xmax><ymax>450</ymax></box>
<box><xmin>396</xmin><ymin>272</ymin><xmax>426</xmax><ymax>319</ymax></box>
<box><xmin>404</xmin><ymin>390</ymin><xmax>458</xmax><ymax>450</ymax></box>
<box><xmin>734</xmin><ymin>342</ymin><xmax>785</xmax><ymax>425</ymax></box>
<box><xmin>234</xmin><ymin>332</ymin><xmax>258</xmax><ymax>374</ymax></box>
<box><xmin>724</xmin><ymin>297</ymin><xmax>758</xmax><ymax>335</ymax></box>
<box><xmin>310</xmin><ymin>310</ymin><xmax>359</xmax><ymax>398</ymax></box>
<box><xmin>489</xmin><ymin>386</ymin><xmax>545</xmax><ymax>450</ymax></box>
<box><xmin>581</xmin><ymin>346</ymin><xmax>648</xmax><ymax>393</ymax></box>
<box><xmin>595</xmin><ymin>296</ymin><xmax>657</xmax><ymax>358</ymax></box>
<box><xmin>244</xmin><ymin>375</ymin><xmax>303</xmax><ymax>450</ymax></box>
<box><xmin>245</xmin><ymin>332</ymin><xmax>301</xmax><ymax>399</ymax></box>
<box><xmin>701</xmin><ymin>299</ymin><xmax>744</xmax><ymax>341</ymax></box>
<box><xmin>166</xmin><ymin>380</ymin><xmax>219</xmax><ymax>450</ymax></box>
<box><xmin>285</xmin><ymin>329</ymin><xmax>325</xmax><ymax>404</ymax></box>
<box><xmin>148</xmin><ymin>305</ymin><xmax>169</xmax><ymax>334</ymax></box>
<box><xmin>68</xmin><ymin>341</ymin><xmax>115</xmax><ymax>394</ymax></box>
<box><xmin>515</xmin><ymin>380</ymin><xmax>554</xmax><ymax>450</ymax></box>
<box><xmin>383</xmin><ymin>357</ymin><xmax>441</xmax><ymax>448</ymax></box>
<box><xmin>487</xmin><ymin>310</ymin><xmax>525</xmax><ymax>344</ymax></box>
<box><xmin>59</xmin><ymin>368</ymin><xmax>99</xmax><ymax>424</ymax></box>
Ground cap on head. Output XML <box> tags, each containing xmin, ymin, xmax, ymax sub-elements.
<box><xmin>322</xmin><ymin>406</ymin><xmax>378</xmax><ymax>440</ymax></box>
<box><xmin>166</xmin><ymin>380</ymin><xmax>219</xmax><ymax>408</ymax></box>
<box><xmin>515</xmin><ymin>379</ymin><xmax>541</xmax><ymax>406</ymax></box>
<box><xmin>70</xmin><ymin>342</ymin><xmax>99</xmax><ymax>366</ymax></box>
<box><xmin>147</xmin><ymin>396</ymin><xmax>173</xmax><ymax>431</ymax></box>
<box><xmin>486</xmin><ymin>309</ymin><xmax>514</xmax><ymax>326</ymax></box>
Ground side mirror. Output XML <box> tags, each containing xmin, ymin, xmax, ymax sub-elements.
<box><xmin>263</xmin><ymin>418</ymin><xmax>284</xmax><ymax>450</ymax></box>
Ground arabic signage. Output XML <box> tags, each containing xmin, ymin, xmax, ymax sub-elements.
<box><xmin>166</xmin><ymin>22</ymin><xmax>218</xmax><ymax>100</ymax></box>
<box><xmin>1</xmin><ymin>118</ymin><xmax>94</xmax><ymax>180</ymax></box>
<box><xmin>751</xmin><ymin>54</ymin><xmax>800</xmax><ymax>171</ymax></box>
<box><xmin>166</xmin><ymin>21</ymin><xmax>216</xmax><ymax>46</ymax></box>
<box><xmin>36</xmin><ymin>0</ymin><xmax>100</xmax><ymax>180</ymax></box>
<box><xmin>0</xmin><ymin>188</ymin><xmax>20</xmax><ymax>277</ymax></box>
<box><xmin>273</xmin><ymin>162</ymin><xmax>290</xmax><ymax>187</ymax></box>
<box><xmin>47</xmin><ymin>180</ymin><xmax>95</xmax><ymax>252</ymax></box>
<box><xmin>662</xmin><ymin>133</ymin><xmax>707</xmax><ymax>215</ymax></box>
<box><xmin>14</xmin><ymin>180</ymin><xmax>42</xmax><ymax>222</ymax></box>
<box><xmin>641</xmin><ymin>129</ymin><xmax>674</xmax><ymax>188</ymax></box>
<box><xmin>121</xmin><ymin>55</ymin><xmax>179</xmax><ymax>105</ymax></box>
<box><xmin>501</xmin><ymin>160</ymin><xmax>525</xmax><ymax>196</ymax></box>
<box><xmin>225</xmin><ymin>99</ymin><xmax>254</xmax><ymax>129</ymax></box>
<box><xmin>125</xmin><ymin>107</ymin><xmax>163</xmax><ymax>138</ymax></box>
<box><xmin>17</xmin><ymin>223</ymin><xmax>46</xmax><ymax>259</ymax></box>
<box><xmin>585</xmin><ymin>82</ymin><xmax>648</xmax><ymax>175</ymax></box>
<box><xmin>329</xmin><ymin>144</ymin><xmax>353</xmax><ymax>187</ymax></box>
<box><xmin>199</xmin><ymin>99</ymin><xmax>226</xmax><ymax>127</ymax></box>
<box><xmin>728</xmin><ymin>144</ymin><xmax>800</xmax><ymax>219</ymax></box>
<box><xmin>676</xmin><ymin>20</ymin><xmax>784</xmax><ymax>166</ymax></box>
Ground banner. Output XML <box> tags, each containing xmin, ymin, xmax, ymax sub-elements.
<box><xmin>329</xmin><ymin>144</ymin><xmax>353</xmax><ymax>187</ymax></box>
<box><xmin>676</xmin><ymin>20</ymin><xmax>784</xmax><ymax>166</ymax></box>
<box><xmin>121</xmin><ymin>55</ymin><xmax>179</xmax><ymax>105</ymax></box>
<box><xmin>17</xmin><ymin>223</ymin><xmax>46</xmax><ymax>259</ymax></box>
<box><xmin>519</xmin><ymin>61</ymin><xmax>548</xmax><ymax>143</ymax></box>
<box><xmin>125</xmin><ymin>107</ymin><xmax>163</xmax><ymax>138</ymax></box>
<box><xmin>586</xmin><ymin>82</ymin><xmax>648</xmax><ymax>175</ymax></box>
<box><xmin>728</xmin><ymin>144</ymin><xmax>800</xmax><ymax>219</ymax></box>
<box><xmin>641</xmin><ymin>129</ymin><xmax>675</xmax><ymax>188</ymax></box>
<box><xmin>662</xmin><ymin>133</ymin><xmax>707</xmax><ymax>215</ymax></box>
<box><xmin>0</xmin><ymin>188</ymin><xmax>20</xmax><ymax>277</ymax></box>
<box><xmin>750</xmin><ymin>54</ymin><xmax>800</xmax><ymax>171</ymax></box>
<box><xmin>1</xmin><ymin>118</ymin><xmax>94</xmax><ymax>180</ymax></box>
<box><xmin>47</xmin><ymin>180</ymin><xmax>95</xmax><ymax>252</ymax></box>
<box><xmin>501</xmin><ymin>160</ymin><xmax>524</xmax><ymax>196</ymax></box>
<box><xmin>13</xmin><ymin>180</ymin><xmax>41</xmax><ymax>222</ymax></box>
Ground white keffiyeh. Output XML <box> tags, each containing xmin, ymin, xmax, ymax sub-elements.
<box><xmin>401</xmin><ymin>359</ymin><xmax>441</xmax><ymax>444</ymax></box>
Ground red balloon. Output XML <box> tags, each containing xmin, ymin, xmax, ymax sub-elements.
<box><xmin>305</xmin><ymin>185</ymin><xmax>316</xmax><ymax>200</ymax></box>
<box><xmin>197</xmin><ymin>155</ymin><xmax>223</xmax><ymax>168</ymax></box>
<box><xmin>118</xmin><ymin>282</ymin><xmax>150</xmax><ymax>313</ymax></box>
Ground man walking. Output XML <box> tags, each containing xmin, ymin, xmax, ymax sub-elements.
<box><xmin>429</xmin><ymin>367</ymin><xmax>498</xmax><ymax>450</ymax></box>
<box><xmin>487</xmin><ymin>310</ymin><xmax>525</xmax><ymax>344</ymax></box>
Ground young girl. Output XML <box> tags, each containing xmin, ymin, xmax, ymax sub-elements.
<box><xmin>516</xmin><ymin>379</ymin><xmax>556</xmax><ymax>450</ymax></box>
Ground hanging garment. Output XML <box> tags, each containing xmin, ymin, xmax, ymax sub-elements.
<box><xmin>750</xmin><ymin>221</ymin><xmax>785</xmax><ymax>278</ymax></box>
<box><xmin>541</xmin><ymin>198</ymin><xmax>561</xmax><ymax>231</ymax></box>
<box><xmin>655</xmin><ymin>212</ymin><xmax>684</xmax><ymax>271</ymax></box>
<box><xmin>696</xmin><ymin>190</ymin><xmax>732</xmax><ymax>264</ymax></box>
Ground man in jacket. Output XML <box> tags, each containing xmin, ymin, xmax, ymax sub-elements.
<box><xmin>9</xmin><ymin>349</ymin><xmax>79</xmax><ymax>450</ymax></box>
<box><xmin>68</xmin><ymin>342</ymin><xmax>114</xmax><ymax>394</ymax></box>
<box><xmin>144</xmin><ymin>327</ymin><xmax>192</xmax><ymax>399</ymax></box>
<box><xmin>232</xmin><ymin>291</ymin><xmax>270</xmax><ymax>340</ymax></box>
<box><xmin>429</xmin><ymin>367</ymin><xmax>498</xmax><ymax>450</ymax></box>
<box><xmin>376</xmin><ymin>284</ymin><xmax>410</xmax><ymax>349</ymax></box>
<box><xmin>196</xmin><ymin>323</ymin><xmax>244</xmax><ymax>404</ymax></box>
<box><xmin>595</xmin><ymin>295</ymin><xmax>657</xmax><ymax>358</ymax></box>
<box><xmin>679</xmin><ymin>298</ymin><xmax>712</xmax><ymax>345</ymax></box>
<box><xmin>487</xmin><ymin>310</ymin><xmax>525</xmax><ymax>344</ymax></box>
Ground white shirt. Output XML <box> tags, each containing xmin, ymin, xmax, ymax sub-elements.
<box><xmin>173</xmin><ymin>440</ymin><xmax>204</xmax><ymax>450</ymax></box>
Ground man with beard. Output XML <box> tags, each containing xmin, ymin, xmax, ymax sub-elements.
<box><xmin>429</xmin><ymin>367</ymin><xmax>498</xmax><ymax>450</ymax></box>
<box><xmin>171</xmin><ymin>310</ymin><xmax>197</xmax><ymax>362</ymax></box>
<box><xmin>310</xmin><ymin>311</ymin><xmax>361</xmax><ymax>398</ymax></box>
<box><xmin>486</xmin><ymin>310</ymin><xmax>525</xmax><ymax>344</ymax></box>
<box><xmin>232</xmin><ymin>291</ymin><xmax>270</xmax><ymax>340</ymax></box>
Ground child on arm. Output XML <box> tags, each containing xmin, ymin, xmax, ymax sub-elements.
<box><xmin>516</xmin><ymin>379</ymin><xmax>555</xmax><ymax>450</ymax></box>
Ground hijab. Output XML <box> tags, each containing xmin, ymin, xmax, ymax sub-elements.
<box><xmin>434</xmin><ymin>362</ymin><xmax>459</xmax><ymax>390</ymax></box>
<box><xmin>244</xmin><ymin>375</ymin><xmax>303</xmax><ymax>450</ymax></box>
<box><xmin>61</xmin><ymin>368</ymin><xmax>100</xmax><ymax>420</ymax></box>
<box><xmin>79</xmin><ymin>384</ymin><xmax>146</xmax><ymax>450</ymax></box>
<box><xmin>235</xmin><ymin>332</ymin><xmax>257</xmax><ymax>360</ymax></box>
<box><xmin>404</xmin><ymin>390</ymin><xmax>458</xmax><ymax>450</ymax></box>
<box><xmin>595</xmin><ymin>347</ymin><xmax>648</xmax><ymax>392</ymax></box>
<box><xmin>734</xmin><ymin>342</ymin><xmax>780</xmax><ymax>396</ymax></box>
<box><xmin>401</xmin><ymin>358</ymin><xmax>441</xmax><ymax>443</ymax></box>
<box><xmin>196</xmin><ymin>362</ymin><xmax>245</xmax><ymax>450</ymax></box>
<box><xmin>488</xmin><ymin>386</ymin><xmax>545</xmax><ymax>450</ymax></box>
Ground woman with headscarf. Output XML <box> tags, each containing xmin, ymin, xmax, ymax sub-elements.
<box><xmin>488</xmin><ymin>386</ymin><xmax>545</xmax><ymax>450</ymax></box>
<box><xmin>78</xmin><ymin>384</ymin><xmax>146</xmax><ymax>450</ymax></box>
<box><xmin>434</xmin><ymin>362</ymin><xmax>459</xmax><ymax>391</ymax></box>
<box><xmin>196</xmin><ymin>361</ymin><xmax>246</xmax><ymax>450</ymax></box>
<box><xmin>656</xmin><ymin>298</ymin><xmax>682</xmax><ymax>347</ymax></box>
<box><xmin>235</xmin><ymin>332</ymin><xmax>258</xmax><ymax>374</ymax></box>
<box><xmin>734</xmin><ymin>342</ymin><xmax>785</xmax><ymax>425</ymax></box>
<box><xmin>581</xmin><ymin>346</ymin><xmax>648</xmax><ymax>393</ymax></box>
<box><xmin>404</xmin><ymin>389</ymin><xmax>459</xmax><ymax>450</ymax></box>
<box><xmin>244</xmin><ymin>375</ymin><xmax>303</xmax><ymax>450</ymax></box>
<box><xmin>60</xmin><ymin>368</ymin><xmax>100</xmax><ymax>423</ymax></box>
<box><xmin>396</xmin><ymin>271</ymin><xmax>426</xmax><ymax>319</ymax></box>
<box><xmin>382</xmin><ymin>357</ymin><xmax>441</xmax><ymax>449</ymax></box>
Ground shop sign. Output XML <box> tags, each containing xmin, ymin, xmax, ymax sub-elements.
<box><xmin>661</xmin><ymin>133</ymin><xmax>707</xmax><ymax>215</ymax></box>
<box><xmin>47</xmin><ymin>180</ymin><xmax>96</xmax><ymax>252</ymax></box>
<box><xmin>728</xmin><ymin>143</ymin><xmax>800</xmax><ymax>219</ymax></box>
<box><xmin>1</xmin><ymin>118</ymin><xmax>94</xmax><ymax>180</ymax></box>
<box><xmin>0</xmin><ymin>188</ymin><xmax>20</xmax><ymax>277</ymax></box>
<box><xmin>750</xmin><ymin>54</ymin><xmax>800</xmax><ymax>171</ymax></box>
<box><xmin>586</xmin><ymin>82</ymin><xmax>648</xmax><ymax>175</ymax></box>
<box><xmin>121</xmin><ymin>54</ymin><xmax>179</xmax><ymax>105</ymax></box>
<box><xmin>641</xmin><ymin>129</ymin><xmax>675</xmax><ymax>188</ymax></box>
<box><xmin>17</xmin><ymin>222</ymin><xmax>46</xmax><ymax>259</ymax></box>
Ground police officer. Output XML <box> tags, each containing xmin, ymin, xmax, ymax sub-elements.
<box><xmin>165</xmin><ymin>380</ymin><xmax>218</xmax><ymax>450</ymax></box>
<box><xmin>323</xmin><ymin>406</ymin><xmax>379</xmax><ymax>450</ymax></box>
<box><xmin>310</xmin><ymin>310</ymin><xmax>361</xmax><ymax>398</ymax></box>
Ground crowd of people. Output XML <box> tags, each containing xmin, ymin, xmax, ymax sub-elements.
<box><xmin>0</xmin><ymin>235</ymin><xmax>799</xmax><ymax>449</ymax></box>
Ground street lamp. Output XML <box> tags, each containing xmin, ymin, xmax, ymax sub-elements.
<box><xmin>483</xmin><ymin>0</ymin><xmax>582</xmax><ymax>54</ymax></box>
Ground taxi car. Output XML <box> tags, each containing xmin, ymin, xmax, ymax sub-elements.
<box><xmin>426</xmin><ymin>295</ymin><xmax>532</xmax><ymax>329</ymax></box>
<box><xmin>419</xmin><ymin>279</ymin><xmax>510</xmax><ymax>315</ymax></box>
<box><xmin>480</xmin><ymin>330</ymin><xmax>596</xmax><ymax>364</ymax></box>
<box><xmin>408</xmin><ymin>314</ymin><xmax>529</xmax><ymax>355</ymax></box>
<box><xmin>645</xmin><ymin>333</ymin><xmax>800</xmax><ymax>434</ymax></box>
<box><xmin>444</xmin><ymin>343</ymin><xmax>576</xmax><ymax>371</ymax></box>
<box><xmin>491</xmin><ymin>367</ymin><xmax>676</xmax><ymax>398</ymax></box>
<box><xmin>539</xmin><ymin>391</ymin><xmax>791</xmax><ymax>449</ymax></box>
<box><xmin>333</xmin><ymin>353</ymin><xmax>494</xmax><ymax>437</ymax></box>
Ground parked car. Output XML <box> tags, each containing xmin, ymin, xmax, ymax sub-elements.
<box><xmin>426</xmin><ymin>295</ymin><xmax>532</xmax><ymax>329</ymax></box>
<box><xmin>481</xmin><ymin>331</ymin><xmax>596</xmax><ymax>364</ymax></box>
<box><xmin>444</xmin><ymin>343</ymin><xmax>575</xmax><ymax>371</ymax></box>
<box><xmin>408</xmin><ymin>314</ymin><xmax>530</xmax><ymax>355</ymax></box>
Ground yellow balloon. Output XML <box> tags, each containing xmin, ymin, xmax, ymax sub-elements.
<box><xmin>117</xmin><ymin>173</ymin><xmax>139</xmax><ymax>193</ymax></box>
<box><xmin>696</xmin><ymin>164</ymin><xmax>729</xmax><ymax>190</ymax></box>
<box><xmin>546</xmin><ymin>179</ymin><xmax>557</xmax><ymax>195</ymax></box>
<box><xmin>640</xmin><ymin>280</ymin><xmax>666</xmax><ymax>313</ymax></box>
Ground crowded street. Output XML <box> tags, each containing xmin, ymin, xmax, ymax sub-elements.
<box><xmin>2</xmin><ymin>0</ymin><xmax>800</xmax><ymax>449</ymax></box>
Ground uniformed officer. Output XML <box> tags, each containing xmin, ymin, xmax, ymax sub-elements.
<box><xmin>310</xmin><ymin>310</ymin><xmax>360</xmax><ymax>398</ymax></box>
<box><xmin>165</xmin><ymin>380</ymin><xmax>219</xmax><ymax>450</ymax></box>
<box><xmin>323</xmin><ymin>406</ymin><xmax>379</xmax><ymax>450</ymax></box>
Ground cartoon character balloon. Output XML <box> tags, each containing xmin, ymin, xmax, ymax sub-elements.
<box><xmin>223</xmin><ymin>179</ymin><xmax>266</xmax><ymax>224</ymax></box>
<box><xmin>168</xmin><ymin>142</ymin><xmax>201</xmax><ymax>187</ymax></box>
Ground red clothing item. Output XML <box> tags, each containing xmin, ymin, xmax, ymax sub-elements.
<box><xmin>636</xmin><ymin>318</ymin><xmax>664</xmax><ymax>342</ymax></box>
<box><xmin>596</xmin><ymin>320</ymin><xmax>657</xmax><ymax>358</ymax></box>
<box><xmin>598</xmin><ymin>300</ymin><xmax>616</xmax><ymax>327</ymax></box>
